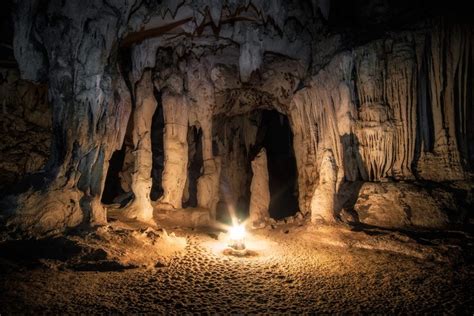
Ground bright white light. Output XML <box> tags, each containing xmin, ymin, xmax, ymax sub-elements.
<box><xmin>227</xmin><ymin>223</ymin><xmax>246</xmax><ymax>251</ymax></box>
<box><xmin>228</xmin><ymin>224</ymin><xmax>246</xmax><ymax>241</ymax></box>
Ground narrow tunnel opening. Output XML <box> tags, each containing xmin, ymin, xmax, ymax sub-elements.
<box><xmin>256</xmin><ymin>110</ymin><xmax>299</xmax><ymax>220</ymax></box>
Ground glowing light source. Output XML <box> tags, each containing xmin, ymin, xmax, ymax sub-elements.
<box><xmin>228</xmin><ymin>223</ymin><xmax>246</xmax><ymax>250</ymax></box>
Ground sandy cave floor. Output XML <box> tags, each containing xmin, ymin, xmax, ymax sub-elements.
<box><xmin>0</xmin><ymin>220</ymin><xmax>474</xmax><ymax>314</ymax></box>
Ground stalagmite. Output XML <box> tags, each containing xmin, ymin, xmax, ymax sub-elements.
<box><xmin>159</xmin><ymin>81</ymin><xmax>189</xmax><ymax>210</ymax></box>
<box><xmin>311</xmin><ymin>149</ymin><xmax>337</xmax><ymax>223</ymax></box>
<box><xmin>248</xmin><ymin>148</ymin><xmax>270</xmax><ymax>226</ymax></box>
<box><xmin>197</xmin><ymin>157</ymin><xmax>222</xmax><ymax>219</ymax></box>
<box><xmin>123</xmin><ymin>70</ymin><xmax>157</xmax><ymax>222</ymax></box>
<box><xmin>196</xmin><ymin>119</ymin><xmax>221</xmax><ymax>218</ymax></box>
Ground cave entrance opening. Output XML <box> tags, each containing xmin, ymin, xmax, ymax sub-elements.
<box><xmin>214</xmin><ymin>109</ymin><xmax>299</xmax><ymax>223</ymax></box>
<box><xmin>255</xmin><ymin>110</ymin><xmax>299</xmax><ymax>220</ymax></box>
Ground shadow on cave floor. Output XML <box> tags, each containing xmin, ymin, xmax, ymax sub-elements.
<box><xmin>346</xmin><ymin>221</ymin><xmax>474</xmax><ymax>261</ymax></box>
<box><xmin>0</xmin><ymin>233</ymin><xmax>139</xmax><ymax>272</ymax></box>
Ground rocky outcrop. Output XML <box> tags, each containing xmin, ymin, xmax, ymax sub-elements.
<box><xmin>290</xmin><ymin>25</ymin><xmax>473</xmax><ymax>226</ymax></box>
<box><xmin>354</xmin><ymin>182</ymin><xmax>473</xmax><ymax>229</ymax></box>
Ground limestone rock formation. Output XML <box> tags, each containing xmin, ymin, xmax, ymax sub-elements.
<box><xmin>248</xmin><ymin>149</ymin><xmax>270</xmax><ymax>227</ymax></box>
<box><xmin>2</xmin><ymin>0</ymin><xmax>473</xmax><ymax>235</ymax></box>
<box><xmin>159</xmin><ymin>91</ymin><xmax>189</xmax><ymax>210</ymax></box>
<box><xmin>122</xmin><ymin>70</ymin><xmax>157</xmax><ymax>222</ymax></box>
<box><xmin>310</xmin><ymin>150</ymin><xmax>338</xmax><ymax>223</ymax></box>
<box><xmin>197</xmin><ymin>158</ymin><xmax>222</xmax><ymax>219</ymax></box>
<box><xmin>0</xmin><ymin>68</ymin><xmax>50</xmax><ymax>194</ymax></box>
<box><xmin>353</xmin><ymin>182</ymin><xmax>470</xmax><ymax>229</ymax></box>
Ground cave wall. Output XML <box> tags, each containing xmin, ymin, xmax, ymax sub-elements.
<box><xmin>294</xmin><ymin>25</ymin><xmax>473</xmax><ymax>188</ymax></box>
<box><xmin>0</xmin><ymin>68</ymin><xmax>50</xmax><ymax>195</ymax></box>
<box><xmin>4</xmin><ymin>0</ymin><xmax>473</xmax><ymax>234</ymax></box>
<box><xmin>292</xmin><ymin>24</ymin><xmax>473</xmax><ymax>225</ymax></box>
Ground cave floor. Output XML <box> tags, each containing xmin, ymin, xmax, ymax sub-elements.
<box><xmin>1</xmin><ymin>222</ymin><xmax>473</xmax><ymax>314</ymax></box>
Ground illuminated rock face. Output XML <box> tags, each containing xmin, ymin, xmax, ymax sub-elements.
<box><xmin>122</xmin><ymin>70</ymin><xmax>157</xmax><ymax>222</ymax></box>
<box><xmin>248</xmin><ymin>149</ymin><xmax>270</xmax><ymax>226</ymax></box>
<box><xmin>354</xmin><ymin>182</ymin><xmax>453</xmax><ymax>229</ymax></box>
<box><xmin>3</xmin><ymin>0</ymin><xmax>473</xmax><ymax>234</ymax></box>
<box><xmin>311</xmin><ymin>150</ymin><xmax>338</xmax><ymax>223</ymax></box>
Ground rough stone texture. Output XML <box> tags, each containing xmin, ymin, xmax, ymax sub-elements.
<box><xmin>353</xmin><ymin>182</ymin><xmax>471</xmax><ymax>229</ymax></box>
<box><xmin>0</xmin><ymin>68</ymin><xmax>50</xmax><ymax>194</ymax></box>
<box><xmin>4</xmin><ymin>0</ymin><xmax>473</xmax><ymax>234</ymax></box>
<box><xmin>248</xmin><ymin>149</ymin><xmax>270</xmax><ymax>226</ymax></box>
<box><xmin>158</xmin><ymin>91</ymin><xmax>189</xmax><ymax>210</ymax></box>
<box><xmin>213</xmin><ymin>112</ymin><xmax>260</xmax><ymax>216</ymax></box>
<box><xmin>122</xmin><ymin>70</ymin><xmax>157</xmax><ymax>222</ymax></box>
<box><xmin>197</xmin><ymin>158</ymin><xmax>221</xmax><ymax>219</ymax></box>
<box><xmin>311</xmin><ymin>150</ymin><xmax>338</xmax><ymax>222</ymax></box>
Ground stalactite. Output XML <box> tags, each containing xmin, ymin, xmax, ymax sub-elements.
<box><xmin>416</xmin><ymin>23</ymin><xmax>472</xmax><ymax>180</ymax></box>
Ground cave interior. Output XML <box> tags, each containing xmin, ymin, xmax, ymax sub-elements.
<box><xmin>0</xmin><ymin>0</ymin><xmax>473</xmax><ymax>313</ymax></box>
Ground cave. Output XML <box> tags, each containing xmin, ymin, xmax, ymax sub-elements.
<box><xmin>0</xmin><ymin>0</ymin><xmax>473</xmax><ymax>314</ymax></box>
<box><xmin>213</xmin><ymin>109</ymin><xmax>299</xmax><ymax>223</ymax></box>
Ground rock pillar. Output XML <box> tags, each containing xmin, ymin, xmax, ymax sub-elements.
<box><xmin>123</xmin><ymin>70</ymin><xmax>157</xmax><ymax>222</ymax></box>
<box><xmin>311</xmin><ymin>149</ymin><xmax>337</xmax><ymax>223</ymax></box>
<box><xmin>248</xmin><ymin>148</ymin><xmax>270</xmax><ymax>226</ymax></box>
<box><xmin>159</xmin><ymin>91</ymin><xmax>189</xmax><ymax>209</ymax></box>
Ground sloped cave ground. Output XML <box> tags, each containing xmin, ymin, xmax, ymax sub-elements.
<box><xmin>0</xmin><ymin>218</ymin><xmax>473</xmax><ymax>314</ymax></box>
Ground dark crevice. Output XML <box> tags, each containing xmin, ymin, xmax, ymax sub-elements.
<box><xmin>101</xmin><ymin>146</ymin><xmax>127</xmax><ymax>205</ymax></box>
<box><xmin>251</xmin><ymin>110</ymin><xmax>300</xmax><ymax>220</ymax></box>
<box><xmin>183</xmin><ymin>126</ymin><xmax>203</xmax><ymax>208</ymax></box>
<box><xmin>150</xmin><ymin>88</ymin><xmax>164</xmax><ymax>201</ymax></box>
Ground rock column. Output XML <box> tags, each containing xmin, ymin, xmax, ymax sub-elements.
<box><xmin>159</xmin><ymin>87</ymin><xmax>189</xmax><ymax>209</ymax></box>
<box><xmin>123</xmin><ymin>70</ymin><xmax>157</xmax><ymax>222</ymax></box>
<box><xmin>311</xmin><ymin>149</ymin><xmax>337</xmax><ymax>223</ymax></box>
<box><xmin>248</xmin><ymin>148</ymin><xmax>270</xmax><ymax>226</ymax></box>
<box><xmin>197</xmin><ymin>120</ymin><xmax>221</xmax><ymax>219</ymax></box>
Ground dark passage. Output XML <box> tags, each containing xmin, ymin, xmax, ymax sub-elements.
<box><xmin>184</xmin><ymin>126</ymin><xmax>203</xmax><ymax>208</ymax></box>
<box><xmin>101</xmin><ymin>147</ymin><xmax>127</xmax><ymax>205</ymax></box>
<box><xmin>257</xmin><ymin>110</ymin><xmax>299</xmax><ymax>219</ymax></box>
<box><xmin>150</xmin><ymin>89</ymin><xmax>165</xmax><ymax>201</ymax></box>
